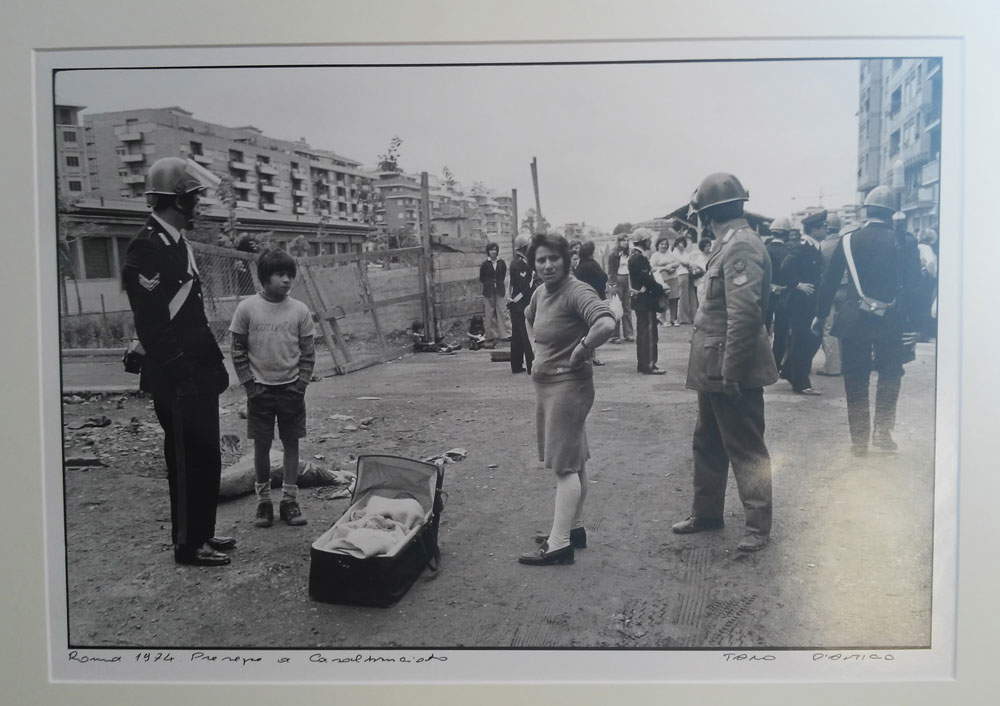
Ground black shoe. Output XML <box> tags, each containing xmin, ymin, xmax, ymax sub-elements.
<box><xmin>671</xmin><ymin>516</ymin><xmax>725</xmax><ymax>534</ymax></box>
<box><xmin>254</xmin><ymin>500</ymin><xmax>274</xmax><ymax>528</ymax></box>
<box><xmin>518</xmin><ymin>542</ymin><xmax>575</xmax><ymax>566</ymax></box>
<box><xmin>624</xmin><ymin>337</ymin><xmax>635</xmax><ymax>343</ymax></box>
<box><xmin>639</xmin><ymin>367</ymin><xmax>666</xmax><ymax>375</ymax></box>
<box><xmin>534</xmin><ymin>527</ymin><xmax>587</xmax><ymax>549</ymax></box>
<box><xmin>737</xmin><ymin>533</ymin><xmax>770</xmax><ymax>552</ymax></box>
<box><xmin>511</xmin><ymin>368</ymin><xmax>526</xmax><ymax>374</ymax></box>
<box><xmin>872</xmin><ymin>431</ymin><xmax>898</xmax><ymax>452</ymax></box>
<box><xmin>279</xmin><ymin>499</ymin><xmax>308</xmax><ymax>526</ymax></box>
<box><xmin>851</xmin><ymin>444</ymin><xmax>869</xmax><ymax>457</ymax></box>
<box><xmin>175</xmin><ymin>546</ymin><xmax>231</xmax><ymax>567</ymax></box>
<box><xmin>206</xmin><ymin>536</ymin><xmax>236</xmax><ymax>551</ymax></box>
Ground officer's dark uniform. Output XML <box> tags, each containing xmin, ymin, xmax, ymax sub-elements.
<box><xmin>777</xmin><ymin>228</ymin><xmax>824</xmax><ymax>391</ymax></box>
<box><xmin>507</xmin><ymin>251</ymin><xmax>536</xmax><ymax>374</ymax></box>
<box><xmin>685</xmin><ymin>218</ymin><xmax>779</xmax><ymax>538</ymax></box>
<box><xmin>815</xmin><ymin>216</ymin><xmax>922</xmax><ymax>448</ymax></box>
<box><xmin>628</xmin><ymin>246</ymin><xmax>663</xmax><ymax>373</ymax></box>
<box><xmin>122</xmin><ymin>215</ymin><xmax>230</xmax><ymax>561</ymax></box>
<box><xmin>764</xmin><ymin>237</ymin><xmax>787</xmax><ymax>335</ymax></box>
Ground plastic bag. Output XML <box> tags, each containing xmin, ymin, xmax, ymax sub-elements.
<box><xmin>608</xmin><ymin>292</ymin><xmax>624</xmax><ymax>321</ymax></box>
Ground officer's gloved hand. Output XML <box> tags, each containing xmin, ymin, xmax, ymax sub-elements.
<box><xmin>810</xmin><ymin>317</ymin><xmax>825</xmax><ymax>337</ymax></box>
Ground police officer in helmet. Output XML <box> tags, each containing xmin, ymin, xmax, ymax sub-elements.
<box><xmin>122</xmin><ymin>157</ymin><xmax>233</xmax><ymax>566</ymax></box>
<box><xmin>672</xmin><ymin>173</ymin><xmax>778</xmax><ymax>552</ymax></box>
<box><xmin>811</xmin><ymin>185</ymin><xmax>922</xmax><ymax>456</ymax></box>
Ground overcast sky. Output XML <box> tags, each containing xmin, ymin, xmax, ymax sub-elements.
<box><xmin>56</xmin><ymin>59</ymin><xmax>860</xmax><ymax>231</ymax></box>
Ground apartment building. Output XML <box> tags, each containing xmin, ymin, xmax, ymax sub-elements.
<box><xmin>856</xmin><ymin>58</ymin><xmax>943</xmax><ymax>235</ymax></box>
<box><xmin>55</xmin><ymin>105</ymin><xmax>92</xmax><ymax>200</ymax></box>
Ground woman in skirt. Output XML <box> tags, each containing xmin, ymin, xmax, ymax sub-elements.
<box><xmin>519</xmin><ymin>233</ymin><xmax>616</xmax><ymax>566</ymax></box>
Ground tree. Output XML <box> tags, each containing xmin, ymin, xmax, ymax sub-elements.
<box><xmin>377</xmin><ymin>136</ymin><xmax>404</xmax><ymax>173</ymax></box>
<box><xmin>612</xmin><ymin>222</ymin><xmax>634</xmax><ymax>235</ymax></box>
<box><xmin>56</xmin><ymin>195</ymin><xmax>104</xmax><ymax>315</ymax></box>
<box><xmin>521</xmin><ymin>208</ymin><xmax>550</xmax><ymax>234</ymax></box>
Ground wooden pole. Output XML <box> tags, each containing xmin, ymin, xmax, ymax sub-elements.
<box><xmin>530</xmin><ymin>157</ymin><xmax>544</xmax><ymax>233</ymax></box>
<box><xmin>419</xmin><ymin>172</ymin><xmax>437</xmax><ymax>342</ymax></box>
<box><xmin>511</xmin><ymin>188</ymin><xmax>519</xmax><ymax>251</ymax></box>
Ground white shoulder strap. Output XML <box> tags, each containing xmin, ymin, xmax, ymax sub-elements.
<box><xmin>842</xmin><ymin>233</ymin><xmax>866</xmax><ymax>300</ymax></box>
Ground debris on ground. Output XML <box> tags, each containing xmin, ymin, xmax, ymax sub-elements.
<box><xmin>65</xmin><ymin>455</ymin><xmax>107</xmax><ymax>467</ymax></box>
<box><xmin>422</xmin><ymin>447</ymin><xmax>469</xmax><ymax>468</ymax></box>
<box><xmin>328</xmin><ymin>414</ymin><xmax>355</xmax><ymax>422</ymax></box>
<box><xmin>357</xmin><ymin>396</ymin><xmax>381</xmax><ymax>401</ymax></box>
<box><xmin>220</xmin><ymin>434</ymin><xmax>241</xmax><ymax>455</ymax></box>
<box><xmin>66</xmin><ymin>415</ymin><xmax>112</xmax><ymax>430</ymax></box>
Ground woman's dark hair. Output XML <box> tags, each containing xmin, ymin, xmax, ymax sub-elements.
<box><xmin>579</xmin><ymin>240</ymin><xmax>596</xmax><ymax>259</ymax></box>
<box><xmin>485</xmin><ymin>241</ymin><xmax>500</xmax><ymax>255</ymax></box>
<box><xmin>257</xmin><ymin>248</ymin><xmax>297</xmax><ymax>282</ymax></box>
<box><xmin>527</xmin><ymin>233</ymin><xmax>572</xmax><ymax>277</ymax></box>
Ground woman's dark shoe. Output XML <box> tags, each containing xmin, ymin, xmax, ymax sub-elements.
<box><xmin>518</xmin><ymin>542</ymin><xmax>575</xmax><ymax>566</ymax></box>
<box><xmin>254</xmin><ymin>500</ymin><xmax>274</xmax><ymax>528</ymax></box>
<box><xmin>534</xmin><ymin>527</ymin><xmax>587</xmax><ymax>549</ymax></box>
<box><xmin>280</xmin><ymin>499</ymin><xmax>308</xmax><ymax>526</ymax></box>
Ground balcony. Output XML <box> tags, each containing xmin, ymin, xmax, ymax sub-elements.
<box><xmin>293</xmin><ymin>189</ymin><xmax>310</xmax><ymax>197</ymax></box>
<box><xmin>120</xmin><ymin>153</ymin><xmax>145</xmax><ymax>164</ymax></box>
<box><xmin>122</xmin><ymin>174</ymin><xmax>145</xmax><ymax>184</ymax></box>
<box><xmin>192</xmin><ymin>153</ymin><xmax>213</xmax><ymax>165</ymax></box>
<box><xmin>256</xmin><ymin>163</ymin><xmax>278</xmax><ymax>176</ymax></box>
<box><xmin>232</xmin><ymin>180</ymin><xmax>254</xmax><ymax>190</ymax></box>
<box><xmin>316</xmin><ymin>194</ymin><xmax>331</xmax><ymax>202</ymax></box>
<box><xmin>229</xmin><ymin>160</ymin><xmax>251</xmax><ymax>171</ymax></box>
<box><xmin>259</xmin><ymin>184</ymin><xmax>279</xmax><ymax>194</ymax></box>
<box><xmin>261</xmin><ymin>203</ymin><xmax>280</xmax><ymax>212</ymax></box>
<box><xmin>921</xmin><ymin>159</ymin><xmax>939</xmax><ymax>186</ymax></box>
<box><xmin>118</xmin><ymin>130</ymin><xmax>143</xmax><ymax>142</ymax></box>
<box><xmin>235</xmin><ymin>200</ymin><xmax>256</xmax><ymax>209</ymax></box>
<box><xmin>901</xmin><ymin>185</ymin><xmax>937</xmax><ymax>211</ymax></box>
<box><xmin>295</xmin><ymin>206</ymin><xmax>308</xmax><ymax>215</ymax></box>
<box><xmin>291</xmin><ymin>169</ymin><xmax>307</xmax><ymax>180</ymax></box>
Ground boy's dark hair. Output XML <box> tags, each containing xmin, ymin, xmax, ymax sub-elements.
<box><xmin>485</xmin><ymin>241</ymin><xmax>500</xmax><ymax>255</ymax></box>
<box><xmin>527</xmin><ymin>233</ymin><xmax>572</xmax><ymax>276</ymax></box>
<box><xmin>257</xmin><ymin>248</ymin><xmax>297</xmax><ymax>282</ymax></box>
<box><xmin>579</xmin><ymin>240</ymin><xmax>596</xmax><ymax>259</ymax></box>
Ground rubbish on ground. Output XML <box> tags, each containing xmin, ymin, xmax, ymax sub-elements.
<box><xmin>357</xmin><ymin>396</ymin><xmax>381</xmax><ymax>401</ymax></box>
<box><xmin>220</xmin><ymin>434</ymin><xmax>241</xmax><ymax>454</ymax></box>
<box><xmin>342</xmin><ymin>424</ymin><xmax>359</xmax><ymax>432</ymax></box>
<box><xmin>487</xmin><ymin>464</ymin><xmax>498</xmax><ymax>469</ymax></box>
<box><xmin>65</xmin><ymin>456</ymin><xmax>106</xmax><ymax>467</ymax></box>
<box><xmin>359</xmin><ymin>416</ymin><xmax>376</xmax><ymax>426</ymax></box>
<box><xmin>422</xmin><ymin>447</ymin><xmax>468</xmax><ymax>468</ymax></box>
<box><xmin>66</xmin><ymin>416</ymin><xmax>112</xmax><ymax>430</ymax></box>
<box><xmin>218</xmin><ymin>450</ymin><xmax>354</xmax><ymax>500</ymax></box>
<box><xmin>328</xmin><ymin>414</ymin><xmax>355</xmax><ymax>422</ymax></box>
<box><xmin>64</xmin><ymin>395</ymin><xmax>85</xmax><ymax>405</ymax></box>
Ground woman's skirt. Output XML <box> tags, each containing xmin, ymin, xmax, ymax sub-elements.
<box><xmin>534</xmin><ymin>376</ymin><xmax>595</xmax><ymax>474</ymax></box>
<box><xmin>675</xmin><ymin>273</ymin><xmax>693</xmax><ymax>323</ymax></box>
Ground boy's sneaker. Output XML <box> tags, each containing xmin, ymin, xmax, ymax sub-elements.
<box><xmin>254</xmin><ymin>500</ymin><xmax>274</xmax><ymax>528</ymax></box>
<box><xmin>279</xmin><ymin>499</ymin><xmax>307</xmax><ymax>526</ymax></box>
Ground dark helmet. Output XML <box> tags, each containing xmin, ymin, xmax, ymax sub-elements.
<box><xmin>144</xmin><ymin>157</ymin><xmax>207</xmax><ymax>196</ymax></box>
<box><xmin>692</xmin><ymin>173</ymin><xmax>749</xmax><ymax>213</ymax></box>
<box><xmin>863</xmin><ymin>185</ymin><xmax>895</xmax><ymax>211</ymax></box>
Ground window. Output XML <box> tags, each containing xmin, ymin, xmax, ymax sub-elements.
<box><xmin>63</xmin><ymin>130</ymin><xmax>77</xmax><ymax>142</ymax></box>
<box><xmin>68</xmin><ymin>180</ymin><xmax>82</xmax><ymax>192</ymax></box>
<box><xmin>81</xmin><ymin>237</ymin><xmax>112</xmax><ymax>279</ymax></box>
<box><xmin>190</xmin><ymin>141</ymin><xmax>203</xmax><ymax>155</ymax></box>
<box><xmin>889</xmin><ymin>130</ymin><xmax>901</xmax><ymax>156</ymax></box>
<box><xmin>890</xmin><ymin>88</ymin><xmax>902</xmax><ymax>117</ymax></box>
<box><xmin>66</xmin><ymin>156</ymin><xmax>80</xmax><ymax>167</ymax></box>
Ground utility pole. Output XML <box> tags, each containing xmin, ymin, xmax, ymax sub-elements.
<box><xmin>419</xmin><ymin>172</ymin><xmax>437</xmax><ymax>342</ymax></box>
<box><xmin>530</xmin><ymin>156</ymin><xmax>544</xmax><ymax>233</ymax></box>
<box><xmin>511</xmin><ymin>188</ymin><xmax>519</xmax><ymax>252</ymax></box>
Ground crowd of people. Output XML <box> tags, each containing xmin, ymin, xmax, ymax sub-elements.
<box><xmin>121</xmin><ymin>156</ymin><xmax>936</xmax><ymax>572</ymax></box>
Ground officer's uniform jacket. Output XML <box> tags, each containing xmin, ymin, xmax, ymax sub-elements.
<box><xmin>507</xmin><ymin>253</ymin><xmax>535</xmax><ymax>311</ymax></box>
<box><xmin>479</xmin><ymin>257</ymin><xmax>507</xmax><ymax>298</ymax></box>
<box><xmin>121</xmin><ymin>214</ymin><xmax>228</xmax><ymax>397</ymax></box>
<box><xmin>778</xmin><ymin>236</ymin><xmax>824</xmax><ymax>315</ymax></box>
<box><xmin>686</xmin><ymin>218</ymin><xmax>779</xmax><ymax>392</ymax></box>
<box><xmin>816</xmin><ymin>218</ymin><xmax>922</xmax><ymax>341</ymax></box>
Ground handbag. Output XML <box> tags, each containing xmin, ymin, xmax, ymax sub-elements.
<box><xmin>122</xmin><ymin>338</ymin><xmax>145</xmax><ymax>374</ymax></box>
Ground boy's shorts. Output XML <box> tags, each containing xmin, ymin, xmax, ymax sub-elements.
<box><xmin>247</xmin><ymin>382</ymin><xmax>306</xmax><ymax>441</ymax></box>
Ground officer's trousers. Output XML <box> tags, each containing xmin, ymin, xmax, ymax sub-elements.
<box><xmin>839</xmin><ymin>335</ymin><xmax>905</xmax><ymax>446</ymax></box>
<box><xmin>154</xmin><ymin>391</ymin><xmax>222</xmax><ymax>555</ymax></box>
<box><xmin>771</xmin><ymin>303</ymin><xmax>790</xmax><ymax>367</ymax></box>
<box><xmin>692</xmin><ymin>388</ymin><xmax>772</xmax><ymax>537</ymax></box>
<box><xmin>820</xmin><ymin>315</ymin><xmax>841</xmax><ymax>375</ymax></box>
<box><xmin>615</xmin><ymin>275</ymin><xmax>634</xmax><ymax>340</ymax></box>
<box><xmin>509</xmin><ymin>305</ymin><xmax>534</xmax><ymax>373</ymax></box>
<box><xmin>782</xmin><ymin>304</ymin><xmax>822</xmax><ymax>390</ymax></box>
<box><xmin>635</xmin><ymin>309</ymin><xmax>658</xmax><ymax>372</ymax></box>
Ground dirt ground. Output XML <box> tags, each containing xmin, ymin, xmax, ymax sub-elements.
<box><xmin>61</xmin><ymin>327</ymin><xmax>937</xmax><ymax>650</ymax></box>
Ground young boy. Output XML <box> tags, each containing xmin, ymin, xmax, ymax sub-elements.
<box><xmin>229</xmin><ymin>249</ymin><xmax>316</xmax><ymax>527</ymax></box>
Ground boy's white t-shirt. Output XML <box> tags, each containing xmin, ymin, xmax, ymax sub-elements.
<box><xmin>229</xmin><ymin>294</ymin><xmax>315</xmax><ymax>385</ymax></box>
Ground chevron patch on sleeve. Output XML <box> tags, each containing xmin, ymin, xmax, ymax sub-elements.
<box><xmin>138</xmin><ymin>273</ymin><xmax>161</xmax><ymax>291</ymax></box>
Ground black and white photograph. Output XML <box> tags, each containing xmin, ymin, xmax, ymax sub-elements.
<box><xmin>33</xmin><ymin>36</ymin><xmax>963</xmax><ymax>683</ymax></box>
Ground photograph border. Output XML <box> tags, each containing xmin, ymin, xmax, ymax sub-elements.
<box><xmin>4</xmin><ymin>0</ymin><xmax>998</xmax><ymax>703</ymax></box>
